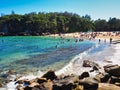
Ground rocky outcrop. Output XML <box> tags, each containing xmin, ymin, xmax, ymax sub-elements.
<box><xmin>3</xmin><ymin>62</ymin><xmax>120</xmax><ymax>90</ymax></box>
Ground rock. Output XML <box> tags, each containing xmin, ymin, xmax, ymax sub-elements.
<box><xmin>39</xmin><ymin>81</ymin><xmax>53</xmax><ymax>90</ymax></box>
<box><xmin>0</xmin><ymin>83</ymin><xmax>3</xmax><ymax>87</ymax></box>
<box><xmin>37</xmin><ymin>78</ymin><xmax>47</xmax><ymax>84</ymax></box>
<box><xmin>94</xmin><ymin>73</ymin><xmax>110</xmax><ymax>82</ymax></box>
<box><xmin>24</xmin><ymin>86</ymin><xmax>32</xmax><ymax>90</ymax></box>
<box><xmin>98</xmin><ymin>83</ymin><xmax>120</xmax><ymax>90</ymax></box>
<box><xmin>16</xmin><ymin>84</ymin><xmax>24</xmax><ymax>90</ymax></box>
<box><xmin>115</xmin><ymin>82</ymin><xmax>120</xmax><ymax>87</ymax></box>
<box><xmin>104</xmin><ymin>64</ymin><xmax>120</xmax><ymax>76</ymax></box>
<box><xmin>103</xmin><ymin>64</ymin><xmax>118</xmax><ymax>69</ymax></box>
<box><xmin>29</xmin><ymin>82</ymin><xmax>39</xmax><ymax>88</ymax></box>
<box><xmin>79</xmin><ymin>72</ymin><xmax>89</xmax><ymax>79</ymax></box>
<box><xmin>83</xmin><ymin>60</ymin><xmax>91</xmax><ymax>67</ymax></box>
<box><xmin>30</xmin><ymin>87</ymin><xmax>40</xmax><ymax>90</ymax></box>
<box><xmin>16</xmin><ymin>79</ymin><xmax>52</xmax><ymax>90</ymax></box>
<box><xmin>14</xmin><ymin>75</ymin><xmax>23</xmax><ymax>81</ymax></box>
<box><xmin>110</xmin><ymin>76</ymin><xmax>120</xmax><ymax>84</ymax></box>
<box><xmin>42</xmin><ymin>70</ymin><xmax>57</xmax><ymax>80</ymax></box>
<box><xmin>53</xmin><ymin>75</ymin><xmax>77</xmax><ymax>90</ymax></box>
<box><xmin>93</xmin><ymin>66</ymin><xmax>99</xmax><ymax>71</ymax></box>
<box><xmin>83</xmin><ymin>60</ymin><xmax>99</xmax><ymax>68</ymax></box>
<box><xmin>74</xmin><ymin>85</ymin><xmax>83</xmax><ymax>90</ymax></box>
<box><xmin>7</xmin><ymin>70</ymin><xmax>16</xmax><ymax>75</ymax></box>
<box><xmin>15</xmin><ymin>79</ymin><xmax>28</xmax><ymax>84</ymax></box>
<box><xmin>90</xmin><ymin>69</ymin><xmax>94</xmax><ymax>72</ymax></box>
<box><xmin>79</xmin><ymin>77</ymin><xmax>98</xmax><ymax>90</ymax></box>
<box><xmin>0</xmin><ymin>73</ymin><xmax>8</xmax><ymax>78</ymax></box>
<box><xmin>24</xmin><ymin>80</ymin><xmax>31</xmax><ymax>86</ymax></box>
<box><xmin>53</xmin><ymin>83</ymin><xmax>73</xmax><ymax>90</ymax></box>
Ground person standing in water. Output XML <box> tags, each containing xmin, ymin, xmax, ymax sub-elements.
<box><xmin>98</xmin><ymin>39</ymin><xmax>101</xmax><ymax>44</ymax></box>
<box><xmin>110</xmin><ymin>38</ymin><xmax>112</xmax><ymax>44</ymax></box>
<box><xmin>104</xmin><ymin>39</ymin><xmax>106</xmax><ymax>44</ymax></box>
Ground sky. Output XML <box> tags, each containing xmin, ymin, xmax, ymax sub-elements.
<box><xmin>0</xmin><ymin>0</ymin><xmax>120</xmax><ymax>20</ymax></box>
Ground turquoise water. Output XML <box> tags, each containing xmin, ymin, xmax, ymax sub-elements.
<box><xmin>0</xmin><ymin>36</ymin><xmax>96</xmax><ymax>74</ymax></box>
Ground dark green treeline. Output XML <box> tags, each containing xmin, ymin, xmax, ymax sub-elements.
<box><xmin>0</xmin><ymin>12</ymin><xmax>120</xmax><ymax>35</ymax></box>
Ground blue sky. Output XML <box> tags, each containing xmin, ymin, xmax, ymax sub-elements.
<box><xmin>0</xmin><ymin>0</ymin><xmax>120</xmax><ymax>20</ymax></box>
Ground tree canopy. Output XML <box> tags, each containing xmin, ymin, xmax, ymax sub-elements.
<box><xmin>0</xmin><ymin>12</ymin><xmax>120</xmax><ymax>36</ymax></box>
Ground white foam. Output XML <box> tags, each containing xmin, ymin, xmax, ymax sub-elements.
<box><xmin>55</xmin><ymin>47</ymin><xmax>92</xmax><ymax>76</ymax></box>
<box><xmin>6</xmin><ymin>71</ymin><xmax>44</xmax><ymax>90</ymax></box>
<box><xmin>6</xmin><ymin>82</ymin><xmax>17</xmax><ymax>90</ymax></box>
<box><xmin>110</xmin><ymin>44</ymin><xmax>120</xmax><ymax>65</ymax></box>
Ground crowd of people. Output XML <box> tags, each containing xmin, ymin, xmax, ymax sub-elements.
<box><xmin>50</xmin><ymin>31</ymin><xmax>120</xmax><ymax>45</ymax></box>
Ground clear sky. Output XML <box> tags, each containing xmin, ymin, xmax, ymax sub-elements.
<box><xmin>0</xmin><ymin>0</ymin><xmax>120</xmax><ymax>20</ymax></box>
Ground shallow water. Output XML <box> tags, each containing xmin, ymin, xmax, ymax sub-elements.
<box><xmin>0</xmin><ymin>36</ymin><xmax>95</xmax><ymax>74</ymax></box>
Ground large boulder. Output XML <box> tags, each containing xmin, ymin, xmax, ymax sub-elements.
<box><xmin>104</xmin><ymin>64</ymin><xmax>120</xmax><ymax>77</ymax></box>
<box><xmin>42</xmin><ymin>70</ymin><xmax>57</xmax><ymax>80</ymax></box>
<box><xmin>79</xmin><ymin>77</ymin><xmax>98</xmax><ymax>90</ymax></box>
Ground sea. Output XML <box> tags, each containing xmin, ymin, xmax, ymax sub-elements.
<box><xmin>0</xmin><ymin>36</ymin><xmax>118</xmax><ymax>90</ymax></box>
<box><xmin>0</xmin><ymin>36</ymin><xmax>111</xmax><ymax>74</ymax></box>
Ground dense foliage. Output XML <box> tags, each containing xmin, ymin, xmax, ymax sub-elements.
<box><xmin>0</xmin><ymin>12</ymin><xmax>120</xmax><ymax>35</ymax></box>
